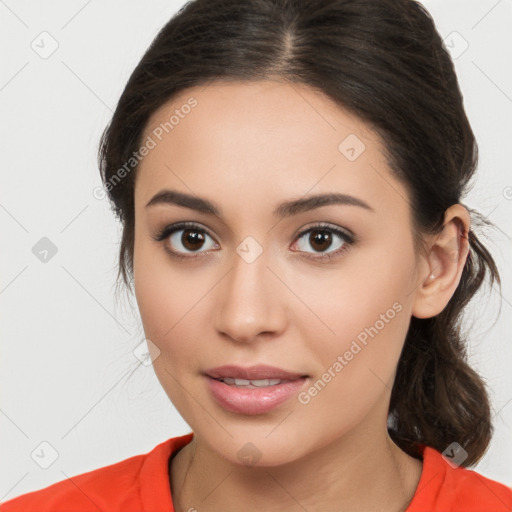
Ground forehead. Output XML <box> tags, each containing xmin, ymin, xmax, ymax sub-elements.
<box><xmin>135</xmin><ymin>80</ymin><xmax>410</xmax><ymax>220</ymax></box>
<box><xmin>140</xmin><ymin>79</ymin><xmax>379</xmax><ymax>160</ymax></box>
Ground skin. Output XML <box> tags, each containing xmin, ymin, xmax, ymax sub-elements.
<box><xmin>132</xmin><ymin>79</ymin><xmax>470</xmax><ymax>512</ymax></box>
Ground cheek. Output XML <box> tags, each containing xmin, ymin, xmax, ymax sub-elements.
<box><xmin>133</xmin><ymin>239</ymin><xmax>205</xmax><ymax>339</ymax></box>
<box><xmin>331</xmin><ymin>232</ymin><xmax>415</xmax><ymax>330</ymax></box>
<box><xmin>301</xmin><ymin>243</ymin><xmax>416</xmax><ymax>388</ymax></box>
<box><xmin>133</xmin><ymin>242</ymin><xmax>169</xmax><ymax>336</ymax></box>
<box><xmin>292</xmin><ymin>285</ymin><xmax>411</xmax><ymax>439</ymax></box>
<box><xmin>133</xmin><ymin>241</ymin><xmax>189</xmax><ymax>375</ymax></box>
<box><xmin>133</xmin><ymin>241</ymin><xmax>220</xmax><ymax>394</ymax></box>
<box><xmin>133</xmin><ymin>246</ymin><xmax>201</xmax><ymax>411</ymax></box>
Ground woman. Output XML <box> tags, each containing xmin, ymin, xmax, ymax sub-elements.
<box><xmin>2</xmin><ymin>0</ymin><xmax>511</xmax><ymax>510</ymax></box>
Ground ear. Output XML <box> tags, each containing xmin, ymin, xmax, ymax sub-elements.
<box><xmin>412</xmin><ymin>204</ymin><xmax>471</xmax><ymax>319</ymax></box>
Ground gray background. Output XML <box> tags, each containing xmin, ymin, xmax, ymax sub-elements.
<box><xmin>1</xmin><ymin>0</ymin><xmax>511</xmax><ymax>500</ymax></box>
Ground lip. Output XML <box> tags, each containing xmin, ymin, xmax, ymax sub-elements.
<box><xmin>204</xmin><ymin>365</ymin><xmax>309</xmax><ymax>415</ymax></box>
<box><xmin>204</xmin><ymin>364</ymin><xmax>307</xmax><ymax>381</ymax></box>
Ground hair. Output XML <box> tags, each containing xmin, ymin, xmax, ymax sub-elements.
<box><xmin>98</xmin><ymin>0</ymin><xmax>501</xmax><ymax>466</ymax></box>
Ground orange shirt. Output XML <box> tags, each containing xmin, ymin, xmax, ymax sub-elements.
<box><xmin>1</xmin><ymin>432</ymin><xmax>511</xmax><ymax>511</ymax></box>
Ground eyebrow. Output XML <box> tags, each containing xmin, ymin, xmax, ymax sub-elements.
<box><xmin>145</xmin><ymin>189</ymin><xmax>374</xmax><ymax>218</ymax></box>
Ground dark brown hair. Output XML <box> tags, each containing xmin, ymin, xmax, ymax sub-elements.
<box><xmin>98</xmin><ymin>0</ymin><xmax>501</xmax><ymax>466</ymax></box>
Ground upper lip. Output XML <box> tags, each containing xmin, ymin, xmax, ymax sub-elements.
<box><xmin>204</xmin><ymin>365</ymin><xmax>307</xmax><ymax>380</ymax></box>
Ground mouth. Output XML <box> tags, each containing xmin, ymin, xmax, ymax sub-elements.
<box><xmin>211</xmin><ymin>377</ymin><xmax>291</xmax><ymax>388</ymax></box>
<box><xmin>204</xmin><ymin>364</ymin><xmax>308</xmax><ymax>382</ymax></box>
<box><xmin>204</xmin><ymin>365</ymin><xmax>309</xmax><ymax>415</ymax></box>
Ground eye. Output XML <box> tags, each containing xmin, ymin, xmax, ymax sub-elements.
<box><xmin>153</xmin><ymin>222</ymin><xmax>219</xmax><ymax>259</ymax></box>
<box><xmin>153</xmin><ymin>221</ymin><xmax>356</xmax><ymax>262</ymax></box>
<box><xmin>291</xmin><ymin>223</ymin><xmax>355</xmax><ymax>261</ymax></box>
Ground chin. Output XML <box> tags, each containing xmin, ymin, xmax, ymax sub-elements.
<box><xmin>198</xmin><ymin>425</ymin><xmax>315</xmax><ymax>468</ymax></box>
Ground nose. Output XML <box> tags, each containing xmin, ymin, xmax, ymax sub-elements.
<box><xmin>213</xmin><ymin>247</ymin><xmax>288</xmax><ymax>344</ymax></box>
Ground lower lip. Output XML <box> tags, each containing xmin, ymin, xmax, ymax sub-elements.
<box><xmin>206</xmin><ymin>376</ymin><xmax>307</xmax><ymax>415</ymax></box>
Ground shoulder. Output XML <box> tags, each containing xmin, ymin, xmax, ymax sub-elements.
<box><xmin>0</xmin><ymin>433</ymin><xmax>193</xmax><ymax>512</ymax></box>
<box><xmin>407</xmin><ymin>446</ymin><xmax>512</xmax><ymax>512</ymax></box>
<box><xmin>0</xmin><ymin>453</ymin><xmax>146</xmax><ymax>512</ymax></box>
<box><xmin>441</xmin><ymin>462</ymin><xmax>512</xmax><ymax>511</ymax></box>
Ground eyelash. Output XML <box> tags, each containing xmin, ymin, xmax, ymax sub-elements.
<box><xmin>152</xmin><ymin>221</ymin><xmax>357</xmax><ymax>262</ymax></box>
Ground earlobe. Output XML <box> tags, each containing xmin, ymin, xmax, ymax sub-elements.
<box><xmin>412</xmin><ymin>204</ymin><xmax>470</xmax><ymax>319</ymax></box>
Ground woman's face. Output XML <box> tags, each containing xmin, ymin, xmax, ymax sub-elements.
<box><xmin>133</xmin><ymin>80</ymin><xmax>426</xmax><ymax>466</ymax></box>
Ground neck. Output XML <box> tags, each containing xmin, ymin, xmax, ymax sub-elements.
<box><xmin>170</xmin><ymin>427</ymin><xmax>422</xmax><ymax>512</ymax></box>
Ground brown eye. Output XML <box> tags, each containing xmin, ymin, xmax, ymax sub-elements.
<box><xmin>181</xmin><ymin>229</ymin><xmax>206</xmax><ymax>251</ymax></box>
<box><xmin>308</xmin><ymin>230</ymin><xmax>333</xmax><ymax>252</ymax></box>
<box><xmin>293</xmin><ymin>224</ymin><xmax>357</xmax><ymax>261</ymax></box>
<box><xmin>168</xmin><ymin>227</ymin><xmax>218</xmax><ymax>254</ymax></box>
<box><xmin>294</xmin><ymin>225</ymin><xmax>351</xmax><ymax>255</ymax></box>
<box><xmin>154</xmin><ymin>222</ymin><xmax>220</xmax><ymax>258</ymax></box>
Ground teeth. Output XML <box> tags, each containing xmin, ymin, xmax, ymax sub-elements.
<box><xmin>220</xmin><ymin>378</ymin><xmax>284</xmax><ymax>387</ymax></box>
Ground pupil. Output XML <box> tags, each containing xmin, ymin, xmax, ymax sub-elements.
<box><xmin>310</xmin><ymin>230</ymin><xmax>332</xmax><ymax>252</ymax></box>
<box><xmin>182</xmin><ymin>229</ymin><xmax>205</xmax><ymax>250</ymax></box>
